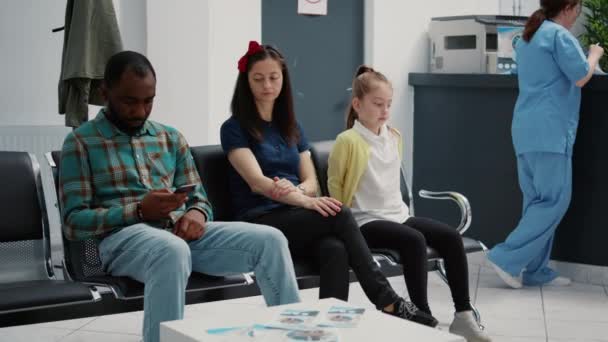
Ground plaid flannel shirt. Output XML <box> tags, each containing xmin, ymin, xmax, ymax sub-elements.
<box><xmin>60</xmin><ymin>110</ymin><xmax>213</xmax><ymax>241</ymax></box>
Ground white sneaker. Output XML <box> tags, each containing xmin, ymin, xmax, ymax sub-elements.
<box><xmin>486</xmin><ymin>258</ymin><xmax>522</xmax><ymax>289</ymax></box>
<box><xmin>449</xmin><ymin>311</ymin><xmax>492</xmax><ymax>342</ymax></box>
<box><xmin>544</xmin><ymin>276</ymin><xmax>571</xmax><ymax>286</ymax></box>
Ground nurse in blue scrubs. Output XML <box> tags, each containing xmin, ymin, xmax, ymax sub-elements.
<box><xmin>487</xmin><ymin>0</ymin><xmax>604</xmax><ymax>288</ymax></box>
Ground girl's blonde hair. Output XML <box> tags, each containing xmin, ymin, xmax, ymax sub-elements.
<box><xmin>345</xmin><ymin>65</ymin><xmax>391</xmax><ymax>129</ymax></box>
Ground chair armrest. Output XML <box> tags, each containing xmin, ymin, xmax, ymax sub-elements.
<box><xmin>418</xmin><ymin>190</ymin><xmax>472</xmax><ymax>235</ymax></box>
<box><xmin>44</xmin><ymin>151</ymin><xmax>56</xmax><ymax>168</ymax></box>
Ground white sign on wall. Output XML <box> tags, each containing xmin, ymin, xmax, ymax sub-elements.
<box><xmin>298</xmin><ymin>0</ymin><xmax>328</xmax><ymax>16</ymax></box>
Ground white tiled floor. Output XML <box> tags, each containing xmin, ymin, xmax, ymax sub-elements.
<box><xmin>2</xmin><ymin>251</ymin><xmax>607</xmax><ymax>342</ymax></box>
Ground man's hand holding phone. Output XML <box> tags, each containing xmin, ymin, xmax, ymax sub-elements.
<box><xmin>140</xmin><ymin>189</ymin><xmax>188</xmax><ymax>221</ymax></box>
<box><xmin>174</xmin><ymin>183</ymin><xmax>197</xmax><ymax>194</ymax></box>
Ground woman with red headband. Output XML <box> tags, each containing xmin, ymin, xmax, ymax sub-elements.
<box><xmin>220</xmin><ymin>41</ymin><xmax>437</xmax><ymax>327</ymax></box>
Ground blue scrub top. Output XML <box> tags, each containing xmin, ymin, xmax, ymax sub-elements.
<box><xmin>220</xmin><ymin>116</ymin><xmax>311</xmax><ymax>220</ymax></box>
<box><xmin>512</xmin><ymin>20</ymin><xmax>589</xmax><ymax>156</ymax></box>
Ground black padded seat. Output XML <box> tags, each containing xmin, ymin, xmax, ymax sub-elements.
<box><xmin>0</xmin><ymin>152</ymin><xmax>100</xmax><ymax>314</ymax></box>
<box><xmin>0</xmin><ymin>280</ymin><xmax>99</xmax><ymax>312</ymax></box>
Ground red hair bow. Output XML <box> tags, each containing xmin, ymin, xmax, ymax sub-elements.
<box><xmin>238</xmin><ymin>41</ymin><xmax>264</xmax><ymax>73</ymax></box>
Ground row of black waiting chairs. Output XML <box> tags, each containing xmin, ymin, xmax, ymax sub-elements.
<box><xmin>0</xmin><ymin>152</ymin><xmax>101</xmax><ymax>315</ymax></box>
<box><xmin>0</xmin><ymin>141</ymin><xmax>485</xmax><ymax>326</ymax></box>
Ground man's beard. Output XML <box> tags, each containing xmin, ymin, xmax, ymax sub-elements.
<box><xmin>104</xmin><ymin>102</ymin><xmax>147</xmax><ymax>136</ymax></box>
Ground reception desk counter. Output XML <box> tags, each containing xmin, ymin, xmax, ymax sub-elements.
<box><xmin>409</xmin><ymin>73</ymin><xmax>608</xmax><ymax>267</ymax></box>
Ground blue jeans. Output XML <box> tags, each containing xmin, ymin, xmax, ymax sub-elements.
<box><xmin>488</xmin><ymin>152</ymin><xmax>572</xmax><ymax>286</ymax></box>
<box><xmin>98</xmin><ymin>221</ymin><xmax>301</xmax><ymax>342</ymax></box>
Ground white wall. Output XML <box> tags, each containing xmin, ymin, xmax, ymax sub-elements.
<box><xmin>207</xmin><ymin>1</ymin><xmax>262</xmax><ymax>145</ymax></box>
<box><xmin>146</xmin><ymin>0</ymin><xmax>260</xmax><ymax>146</ymax></box>
<box><xmin>364</xmin><ymin>1</ymin><xmax>500</xmax><ymax>182</ymax></box>
<box><xmin>0</xmin><ymin>0</ymin><xmax>66</xmax><ymax>126</ymax></box>
<box><xmin>0</xmin><ymin>0</ymin><xmax>259</xmax><ymax>147</ymax></box>
<box><xmin>0</xmin><ymin>0</ymin><xmax>146</xmax><ymax>127</ymax></box>
<box><xmin>146</xmin><ymin>1</ymin><xmax>211</xmax><ymax>147</ymax></box>
<box><xmin>115</xmin><ymin>0</ymin><xmax>147</xmax><ymax>55</ymax></box>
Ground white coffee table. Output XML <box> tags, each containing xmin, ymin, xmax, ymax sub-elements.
<box><xmin>161</xmin><ymin>298</ymin><xmax>464</xmax><ymax>341</ymax></box>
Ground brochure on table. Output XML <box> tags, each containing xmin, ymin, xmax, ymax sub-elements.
<box><xmin>205</xmin><ymin>305</ymin><xmax>366</xmax><ymax>341</ymax></box>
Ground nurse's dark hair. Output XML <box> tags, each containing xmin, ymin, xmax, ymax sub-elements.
<box><xmin>523</xmin><ymin>0</ymin><xmax>581</xmax><ymax>42</ymax></box>
<box><xmin>346</xmin><ymin>65</ymin><xmax>392</xmax><ymax>129</ymax></box>
<box><xmin>104</xmin><ymin>51</ymin><xmax>156</xmax><ymax>89</ymax></box>
<box><xmin>230</xmin><ymin>43</ymin><xmax>299</xmax><ymax>145</ymax></box>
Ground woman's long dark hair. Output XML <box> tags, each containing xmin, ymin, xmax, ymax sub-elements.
<box><xmin>523</xmin><ymin>0</ymin><xmax>581</xmax><ymax>42</ymax></box>
<box><xmin>230</xmin><ymin>45</ymin><xmax>299</xmax><ymax>145</ymax></box>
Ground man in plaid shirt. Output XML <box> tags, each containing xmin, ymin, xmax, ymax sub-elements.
<box><xmin>59</xmin><ymin>51</ymin><xmax>300</xmax><ymax>342</ymax></box>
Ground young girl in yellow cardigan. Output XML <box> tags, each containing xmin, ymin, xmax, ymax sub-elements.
<box><xmin>327</xmin><ymin>66</ymin><xmax>491</xmax><ymax>342</ymax></box>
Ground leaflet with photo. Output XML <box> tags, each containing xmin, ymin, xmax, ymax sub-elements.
<box><xmin>317</xmin><ymin>306</ymin><xmax>365</xmax><ymax>328</ymax></box>
<box><xmin>267</xmin><ymin>309</ymin><xmax>321</xmax><ymax>329</ymax></box>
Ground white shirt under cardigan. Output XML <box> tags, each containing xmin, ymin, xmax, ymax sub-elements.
<box><xmin>350</xmin><ymin>120</ymin><xmax>410</xmax><ymax>227</ymax></box>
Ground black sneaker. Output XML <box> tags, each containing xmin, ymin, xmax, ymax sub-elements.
<box><xmin>383</xmin><ymin>298</ymin><xmax>439</xmax><ymax>327</ymax></box>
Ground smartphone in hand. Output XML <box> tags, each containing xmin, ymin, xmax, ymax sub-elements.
<box><xmin>174</xmin><ymin>183</ymin><xmax>197</xmax><ymax>194</ymax></box>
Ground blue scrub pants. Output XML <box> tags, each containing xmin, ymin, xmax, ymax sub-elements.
<box><xmin>488</xmin><ymin>152</ymin><xmax>572</xmax><ymax>286</ymax></box>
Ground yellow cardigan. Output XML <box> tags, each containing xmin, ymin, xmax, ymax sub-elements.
<box><xmin>327</xmin><ymin>127</ymin><xmax>403</xmax><ymax>206</ymax></box>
